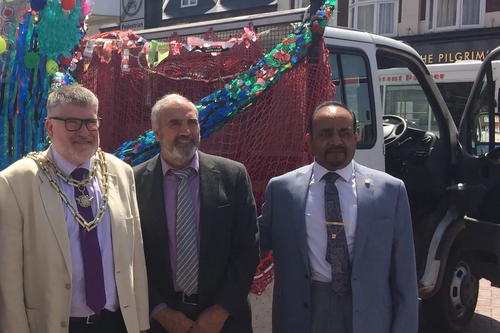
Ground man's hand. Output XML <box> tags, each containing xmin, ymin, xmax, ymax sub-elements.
<box><xmin>154</xmin><ymin>306</ymin><xmax>195</xmax><ymax>333</ymax></box>
<box><xmin>190</xmin><ymin>304</ymin><xmax>230</xmax><ymax>333</ymax></box>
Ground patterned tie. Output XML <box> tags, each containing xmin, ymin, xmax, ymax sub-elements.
<box><xmin>71</xmin><ymin>168</ymin><xmax>106</xmax><ymax>314</ymax></box>
<box><xmin>322</xmin><ymin>172</ymin><xmax>352</xmax><ymax>296</ymax></box>
<box><xmin>171</xmin><ymin>168</ymin><xmax>199</xmax><ymax>296</ymax></box>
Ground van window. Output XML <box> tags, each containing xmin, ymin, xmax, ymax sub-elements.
<box><xmin>436</xmin><ymin>82</ymin><xmax>474</xmax><ymax>128</ymax></box>
<box><xmin>329</xmin><ymin>52</ymin><xmax>375</xmax><ymax>147</ymax></box>
<box><xmin>467</xmin><ymin>73</ymin><xmax>498</xmax><ymax>155</ymax></box>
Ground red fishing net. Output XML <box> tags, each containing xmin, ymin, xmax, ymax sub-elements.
<box><xmin>78</xmin><ymin>29</ymin><xmax>334</xmax><ymax>295</ymax></box>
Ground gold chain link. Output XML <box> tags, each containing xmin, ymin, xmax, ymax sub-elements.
<box><xmin>27</xmin><ymin>150</ymin><xmax>110</xmax><ymax>232</ymax></box>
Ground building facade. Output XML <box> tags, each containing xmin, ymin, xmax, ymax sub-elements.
<box><xmin>337</xmin><ymin>0</ymin><xmax>500</xmax><ymax>64</ymax></box>
<box><xmin>86</xmin><ymin>0</ymin><xmax>119</xmax><ymax>36</ymax></box>
<box><xmin>100</xmin><ymin>0</ymin><xmax>500</xmax><ymax>65</ymax></box>
<box><xmin>120</xmin><ymin>0</ymin><xmax>330</xmax><ymax>31</ymax></box>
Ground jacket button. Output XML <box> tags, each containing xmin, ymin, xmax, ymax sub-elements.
<box><xmin>65</xmin><ymin>283</ymin><xmax>71</xmax><ymax>290</ymax></box>
<box><xmin>304</xmin><ymin>302</ymin><xmax>309</xmax><ymax>309</ymax></box>
<box><xmin>61</xmin><ymin>321</ymin><xmax>67</xmax><ymax>328</ymax></box>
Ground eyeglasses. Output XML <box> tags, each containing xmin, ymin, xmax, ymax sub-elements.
<box><xmin>48</xmin><ymin>117</ymin><xmax>102</xmax><ymax>132</ymax></box>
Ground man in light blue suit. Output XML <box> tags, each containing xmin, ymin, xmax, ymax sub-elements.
<box><xmin>259</xmin><ymin>101</ymin><xmax>418</xmax><ymax>333</ymax></box>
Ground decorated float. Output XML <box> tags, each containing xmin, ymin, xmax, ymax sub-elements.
<box><xmin>0</xmin><ymin>0</ymin><xmax>338</xmax><ymax>295</ymax></box>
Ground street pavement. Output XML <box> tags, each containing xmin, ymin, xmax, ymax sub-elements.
<box><xmin>419</xmin><ymin>279</ymin><xmax>500</xmax><ymax>332</ymax></box>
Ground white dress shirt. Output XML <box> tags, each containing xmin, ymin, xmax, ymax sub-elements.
<box><xmin>51</xmin><ymin>147</ymin><xmax>118</xmax><ymax>317</ymax></box>
<box><xmin>305</xmin><ymin>160</ymin><xmax>357</xmax><ymax>283</ymax></box>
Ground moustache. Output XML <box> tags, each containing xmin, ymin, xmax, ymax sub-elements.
<box><xmin>325</xmin><ymin>146</ymin><xmax>346</xmax><ymax>154</ymax></box>
<box><xmin>72</xmin><ymin>136</ymin><xmax>94</xmax><ymax>142</ymax></box>
<box><xmin>174</xmin><ymin>135</ymin><xmax>195</xmax><ymax>144</ymax></box>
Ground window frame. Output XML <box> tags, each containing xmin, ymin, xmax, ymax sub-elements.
<box><xmin>327</xmin><ymin>47</ymin><xmax>378</xmax><ymax>149</ymax></box>
<box><xmin>348</xmin><ymin>0</ymin><xmax>399</xmax><ymax>37</ymax></box>
<box><xmin>294</xmin><ymin>0</ymin><xmax>310</xmax><ymax>8</ymax></box>
<box><xmin>426</xmin><ymin>0</ymin><xmax>485</xmax><ymax>32</ymax></box>
<box><xmin>376</xmin><ymin>46</ymin><xmax>456</xmax><ymax>147</ymax></box>
<box><xmin>181</xmin><ymin>0</ymin><xmax>198</xmax><ymax>8</ymax></box>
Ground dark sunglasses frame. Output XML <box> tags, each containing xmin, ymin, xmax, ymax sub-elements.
<box><xmin>47</xmin><ymin>117</ymin><xmax>102</xmax><ymax>132</ymax></box>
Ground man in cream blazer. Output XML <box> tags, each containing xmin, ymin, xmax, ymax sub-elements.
<box><xmin>0</xmin><ymin>85</ymin><xmax>149</xmax><ymax>333</ymax></box>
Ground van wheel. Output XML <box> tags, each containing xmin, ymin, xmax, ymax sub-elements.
<box><xmin>421</xmin><ymin>246</ymin><xmax>479</xmax><ymax>332</ymax></box>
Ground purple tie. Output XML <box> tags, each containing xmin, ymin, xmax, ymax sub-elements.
<box><xmin>322</xmin><ymin>172</ymin><xmax>352</xmax><ymax>296</ymax></box>
<box><xmin>71</xmin><ymin>168</ymin><xmax>106</xmax><ymax>315</ymax></box>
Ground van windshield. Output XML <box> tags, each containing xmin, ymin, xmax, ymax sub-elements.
<box><xmin>378</xmin><ymin>66</ymin><xmax>439</xmax><ymax>135</ymax></box>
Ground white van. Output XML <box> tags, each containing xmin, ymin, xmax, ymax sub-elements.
<box><xmin>323</xmin><ymin>27</ymin><xmax>500</xmax><ymax>332</ymax></box>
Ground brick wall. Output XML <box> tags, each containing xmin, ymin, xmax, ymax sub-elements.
<box><xmin>487</xmin><ymin>0</ymin><xmax>500</xmax><ymax>13</ymax></box>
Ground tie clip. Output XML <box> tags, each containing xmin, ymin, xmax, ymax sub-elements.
<box><xmin>326</xmin><ymin>222</ymin><xmax>344</xmax><ymax>225</ymax></box>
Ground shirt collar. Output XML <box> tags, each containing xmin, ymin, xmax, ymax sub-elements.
<box><xmin>311</xmin><ymin>160</ymin><xmax>354</xmax><ymax>185</ymax></box>
<box><xmin>50</xmin><ymin>145</ymin><xmax>92</xmax><ymax>176</ymax></box>
<box><xmin>160</xmin><ymin>151</ymin><xmax>200</xmax><ymax>177</ymax></box>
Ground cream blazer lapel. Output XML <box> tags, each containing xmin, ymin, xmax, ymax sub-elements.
<box><xmin>38</xmin><ymin>148</ymin><xmax>72</xmax><ymax>275</ymax></box>
<box><xmin>93</xmin><ymin>154</ymin><xmax>127</xmax><ymax>265</ymax></box>
<box><xmin>105</xmin><ymin>170</ymin><xmax>124</xmax><ymax>264</ymax></box>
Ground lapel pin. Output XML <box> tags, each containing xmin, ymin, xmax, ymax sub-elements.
<box><xmin>364</xmin><ymin>179</ymin><xmax>371</xmax><ymax>187</ymax></box>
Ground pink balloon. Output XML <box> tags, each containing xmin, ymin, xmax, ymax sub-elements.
<box><xmin>82</xmin><ymin>1</ymin><xmax>91</xmax><ymax>16</ymax></box>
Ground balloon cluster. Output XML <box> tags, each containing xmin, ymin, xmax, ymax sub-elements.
<box><xmin>0</xmin><ymin>0</ymin><xmax>91</xmax><ymax>170</ymax></box>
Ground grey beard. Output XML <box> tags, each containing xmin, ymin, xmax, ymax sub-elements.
<box><xmin>167</xmin><ymin>144</ymin><xmax>198</xmax><ymax>163</ymax></box>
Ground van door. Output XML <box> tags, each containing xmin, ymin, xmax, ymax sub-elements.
<box><xmin>323</xmin><ymin>37</ymin><xmax>385</xmax><ymax>171</ymax></box>
<box><xmin>458</xmin><ymin>46</ymin><xmax>500</xmax><ymax>287</ymax></box>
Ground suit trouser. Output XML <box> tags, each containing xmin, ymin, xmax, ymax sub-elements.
<box><xmin>309</xmin><ymin>280</ymin><xmax>354</xmax><ymax>333</ymax></box>
<box><xmin>69</xmin><ymin>309</ymin><xmax>127</xmax><ymax>333</ymax></box>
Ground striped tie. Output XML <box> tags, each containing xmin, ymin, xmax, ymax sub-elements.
<box><xmin>172</xmin><ymin>168</ymin><xmax>199</xmax><ymax>296</ymax></box>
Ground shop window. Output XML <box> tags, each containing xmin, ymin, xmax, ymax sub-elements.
<box><xmin>181</xmin><ymin>0</ymin><xmax>197</xmax><ymax>8</ymax></box>
<box><xmin>348</xmin><ymin>0</ymin><xmax>398</xmax><ymax>36</ymax></box>
<box><xmin>295</xmin><ymin>0</ymin><xmax>311</xmax><ymax>8</ymax></box>
<box><xmin>427</xmin><ymin>0</ymin><xmax>484</xmax><ymax>31</ymax></box>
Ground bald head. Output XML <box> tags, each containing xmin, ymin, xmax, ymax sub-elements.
<box><xmin>151</xmin><ymin>93</ymin><xmax>197</xmax><ymax>127</ymax></box>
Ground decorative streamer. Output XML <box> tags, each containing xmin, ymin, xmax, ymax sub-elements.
<box><xmin>0</xmin><ymin>0</ymin><xmax>88</xmax><ymax>171</ymax></box>
<box><xmin>81</xmin><ymin>28</ymin><xmax>257</xmax><ymax>69</ymax></box>
<box><xmin>114</xmin><ymin>0</ymin><xmax>337</xmax><ymax>165</ymax></box>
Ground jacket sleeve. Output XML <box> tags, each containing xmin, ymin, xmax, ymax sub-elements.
<box><xmin>0</xmin><ymin>174</ymin><xmax>31</xmax><ymax>333</ymax></box>
<box><xmin>390</xmin><ymin>180</ymin><xmax>419</xmax><ymax>333</ymax></box>
<box><xmin>128</xmin><ymin>167</ymin><xmax>150</xmax><ymax>331</ymax></box>
<box><xmin>212</xmin><ymin>165</ymin><xmax>260</xmax><ymax>315</ymax></box>
<box><xmin>132</xmin><ymin>163</ymin><xmax>169</xmax><ymax>314</ymax></box>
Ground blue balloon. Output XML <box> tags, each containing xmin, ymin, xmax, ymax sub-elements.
<box><xmin>31</xmin><ymin>0</ymin><xmax>47</xmax><ymax>11</ymax></box>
